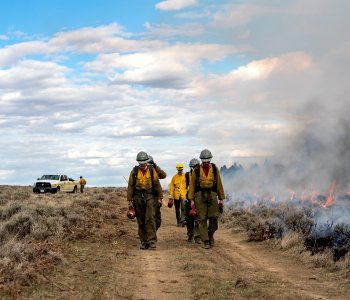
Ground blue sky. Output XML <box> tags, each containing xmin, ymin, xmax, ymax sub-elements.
<box><xmin>1</xmin><ymin>0</ymin><xmax>350</xmax><ymax>190</ymax></box>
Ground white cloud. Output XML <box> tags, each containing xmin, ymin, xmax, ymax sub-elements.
<box><xmin>143</xmin><ymin>22</ymin><xmax>204</xmax><ymax>38</ymax></box>
<box><xmin>0</xmin><ymin>23</ymin><xmax>166</xmax><ymax>67</ymax></box>
<box><xmin>230</xmin><ymin>52</ymin><xmax>314</xmax><ymax>80</ymax></box>
<box><xmin>82</xmin><ymin>159</ymin><xmax>100</xmax><ymax>165</ymax></box>
<box><xmin>211</xmin><ymin>3</ymin><xmax>281</xmax><ymax>28</ymax></box>
<box><xmin>156</xmin><ymin>0</ymin><xmax>197</xmax><ymax>11</ymax></box>
<box><xmin>0</xmin><ymin>170</ymin><xmax>15</xmax><ymax>179</ymax></box>
<box><xmin>0</xmin><ymin>60</ymin><xmax>69</xmax><ymax>90</ymax></box>
<box><xmin>0</xmin><ymin>41</ymin><xmax>51</xmax><ymax>66</ymax></box>
<box><xmin>85</xmin><ymin>43</ymin><xmax>242</xmax><ymax>88</ymax></box>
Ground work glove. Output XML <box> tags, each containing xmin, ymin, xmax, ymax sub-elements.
<box><xmin>218</xmin><ymin>199</ymin><xmax>224</xmax><ymax>214</ymax></box>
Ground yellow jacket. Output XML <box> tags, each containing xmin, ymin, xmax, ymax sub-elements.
<box><xmin>127</xmin><ymin>166</ymin><xmax>163</xmax><ymax>202</ymax></box>
<box><xmin>169</xmin><ymin>173</ymin><xmax>187</xmax><ymax>199</ymax></box>
<box><xmin>79</xmin><ymin>178</ymin><xmax>86</xmax><ymax>185</ymax></box>
<box><xmin>188</xmin><ymin>164</ymin><xmax>225</xmax><ymax>200</ymax></box>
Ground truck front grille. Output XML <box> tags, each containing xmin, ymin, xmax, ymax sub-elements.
<box><xmin>35</xmin><ymin>182</ymin><xmax>51</xmax><ymax>188</ymax></box>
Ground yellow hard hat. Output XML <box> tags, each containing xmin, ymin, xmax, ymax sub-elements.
<box><xmin>176</xmin><ymin>163</ymin><xmax>184</xmax><ymax>170</ymax></box>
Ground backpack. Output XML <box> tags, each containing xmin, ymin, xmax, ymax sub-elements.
<box><xmin>194</xmin><ymin>163</ymin><xmax>217</xmax><ymax>192</ymax></box>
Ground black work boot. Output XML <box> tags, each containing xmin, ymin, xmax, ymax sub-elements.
<box><xmin>140</xmin><ymin>242</ymin><xmax>149</xmax><ymax>250</ymax></box>
<box><xmin>187</xmin><ymin>235</ymin><xmax>194</xmax><ymax>243</ymax></box>
<box><xmin>194</xmin><ymin>236</ymin><xmax>202</xmax><ymax>244</ymax></box>
<box><xmin>204</xmin><ymin>241</ymin><xmax>210</xmax><ymax>249</ymax></box>
<box><xmin>209</xmin><ymin>234</ymin><xmax>215</xmax><ymax>247</ymax></box>
<box><xmin>149</xmin><ymin>242</ymin><xmax>157</xmax><ymax>249</ymax></box>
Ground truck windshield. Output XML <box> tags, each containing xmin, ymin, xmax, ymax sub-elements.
<box><xmin>40</xmin><ymin>175</ymin><xmax>60</xmax><ymax>180</ymax></box>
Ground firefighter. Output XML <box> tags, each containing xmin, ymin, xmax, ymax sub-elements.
<box><xmin>79</xmin><ymin>176</ymin><xmax>87</xmax><ymax>193</ymax></box>
<box><xmin>185</xmin><ymin>158</ymin><xmax>201</xmax><ymax>243</ymax></box>
<box><xmin>147</xmin><ymin>155</ymin><xmax>167</xmax><ymax>231</ymax></box>
<box><xmin>169</xmin><ymin>163</ymin><xmax>187</xmax><ymax>227</ymax></box>
<box><xmin>127</xmin><ymin>151</ymin><xmax>163</xmax><ymax>250</ymax></box>
<box><xmin>188</xmin><ymin>149</ymin><xmax>225</xmax><ymax>249</ymax></box>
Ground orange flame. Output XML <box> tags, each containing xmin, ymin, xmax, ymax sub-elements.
<box><xmin>323</xmin><ymin>179</ymin><xmax>336</xmax><ymax>207</ymax></box>
<box><xmin>346</xmin><ymin>184</ymin><xmax>350</xmax><ymax>196</ymax></box>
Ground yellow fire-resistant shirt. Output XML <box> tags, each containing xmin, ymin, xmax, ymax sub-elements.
<box><xmin>127</xmin><ymin>166</ymin><xmax>163</xmax><ymax>202</ymax></box>
<box><xmin>79</xmin><ymin>178</ymin><xmax>86</xmax><ymax>185</ymax></box>
<box><xmin>169</xmin><ymin>173</ymin><xmax>187</xmax><ymax>200</ymax></box>
<box><xmin>188</xmin><ymin>164</ymin><xmax>225</xmax><ymax>200</ymax></box>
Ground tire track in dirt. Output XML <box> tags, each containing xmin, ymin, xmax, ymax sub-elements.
<box><xmin>214</xmin><ymin>228</ymin><xmax>349</xmax><ymax>300</ymax></box>
<box><xmin>130</xmin><ymin>210</ymin><xmax>193</xmax><ymax>300</ymax></box>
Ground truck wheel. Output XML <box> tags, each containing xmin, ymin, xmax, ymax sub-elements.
<box><xmin>73</xmin><ymin>186</ymin><xmax>77</xmax><ymax>193</ymax></box>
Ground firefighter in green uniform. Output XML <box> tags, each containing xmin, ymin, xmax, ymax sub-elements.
<box><xmin>127</xmin><ymin>151</ymin><xmax>163</xmax><ymax>250</ymax></box>
<box><xmin>147</xmin><ymin>155</ymin><xmax>167</xmax><ymax>231</ymax></box>
<box><xmin>185</xmin><ymin>158</ymin><xmax>201</xmax><ymax>243</ymax></box>
<box><xmin>188</xmin><ymin>149</ymin><xmax>225</xmax><ymax>249</ymax></box>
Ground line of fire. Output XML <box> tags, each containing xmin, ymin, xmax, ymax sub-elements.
<box><xmin>220</xmin><ymin>162</ymin><xmax>350</xmax><ymax>262</ymax></box>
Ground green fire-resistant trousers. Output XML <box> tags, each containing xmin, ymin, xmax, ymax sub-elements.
<box><xmin>174</xmin><ymin>198</ymin><xmax>186</xmax><ymax>224</ymax></box>
<box><xmin>133</xmin><ymin>190</ymin><xmax>158</xmax><ymax>244</ymax></box>
<box><xmin>194</xmin><ymin>190</ymin><xmax>220</xmax><ymax>242</ymax></box>
<box><xmin>155</xmin><ymin>204</ymin><xmax>161</xmax><ymax>231</ymax></box>
<box><xmin>185</xmin><ymin>201</ymin><xmax>200</xmax><ymax>239</ymax></box>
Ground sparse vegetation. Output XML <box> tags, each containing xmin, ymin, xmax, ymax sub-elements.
<box><xmin>0</xmin><ymin>185</ymin><xmax>128</xmax><ymax>298</ymax></box>
<box><xmin>221</xmin><ymin>199</ymin><xmax>350</xmax><ymax>272</ymax></box>
<box><xmin>1</xmin><ymin>185</ymin><xmax>349</xmax><ymax>298</ymax></box>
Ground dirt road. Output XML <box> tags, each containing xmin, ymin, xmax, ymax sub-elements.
<box><xmin>25</xmin><ymin>196</ymin><xmax>349</xmax><ymax>300</ymax></box>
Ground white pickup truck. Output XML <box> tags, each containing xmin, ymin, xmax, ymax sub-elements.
<box><xmin>33</xmin><ymin>175</ymin><xmax>80</xmax><ymax>193</ymax></box>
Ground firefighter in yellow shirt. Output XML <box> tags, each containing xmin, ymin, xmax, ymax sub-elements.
<box><xmin>79</xmin><ymin>176</ymin><xmax>87</xmax><ymax>193</ymax></box>
<box><xmin>188</xmin><ymin>149</ymin><xmax>225</xmax><ymax>249</ymax></box>
<box><xmin>127</xmin><ymin>151</ymin><xmax>163</xmax><ymax>250</ymax></box>
<box><xmin>169</xmin><ymin>163</ymin><xmax>187</xmax><ymax>227</ymax></box>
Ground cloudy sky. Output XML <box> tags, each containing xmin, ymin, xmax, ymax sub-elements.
<box><xmin>1</xmin><ymin>0</ymin><xmax>350</xmax><ymax>189</ymax></box>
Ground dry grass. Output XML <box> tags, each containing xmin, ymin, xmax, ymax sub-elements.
<box><xmin>0</xmin><ymin>185</ymin><xmax>128</xmax><ymax>297</ymax></box>
<box><xmin>280</xmin><ymin>232</ymin><xmax>305</xmax><ymax>251</ymax></box>
<box><xmin>222</xmin><ymin>201</ymin><xmax>350</xmax><ymax>274</ymax></box>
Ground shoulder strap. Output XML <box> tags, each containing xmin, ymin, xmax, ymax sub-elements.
<box><xmin>185</xmin><ymin>172</ymin><xmax>190</xmax><ymax>188</ymax></box>
<box><xmin>133</xmin><ymin>166</ymin><xmax>138</xmax><ymax>191</ymax></box>
<box><xmin>194</xmin><ymin>165</ymin><xmax>200</xmax><ymax>192</ymax></box>
<box><xmin>211</xmin><ymin>163</ymin><xmax>217</xmax><ymax>192</ymax></box>
<box><xmin>211</xmin><ymin>163</ymin><xmax>217</xmax><ymax>180</ymax></box>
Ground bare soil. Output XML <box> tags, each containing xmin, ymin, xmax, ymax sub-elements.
<box><xmin>21</xmin><ymin>194</ymin><xmax>350</xmax><ymax>300</ymax></box>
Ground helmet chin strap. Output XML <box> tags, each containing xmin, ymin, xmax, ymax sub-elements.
<box><xmin>139</xmin><ymin>164</ymin><xmax>148</xmax><ymax>170</ymax></box>
<box><xmin>202</xmin><ymin>162</ymin><xmax>210</xmax><ymax>168</ymax></box>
